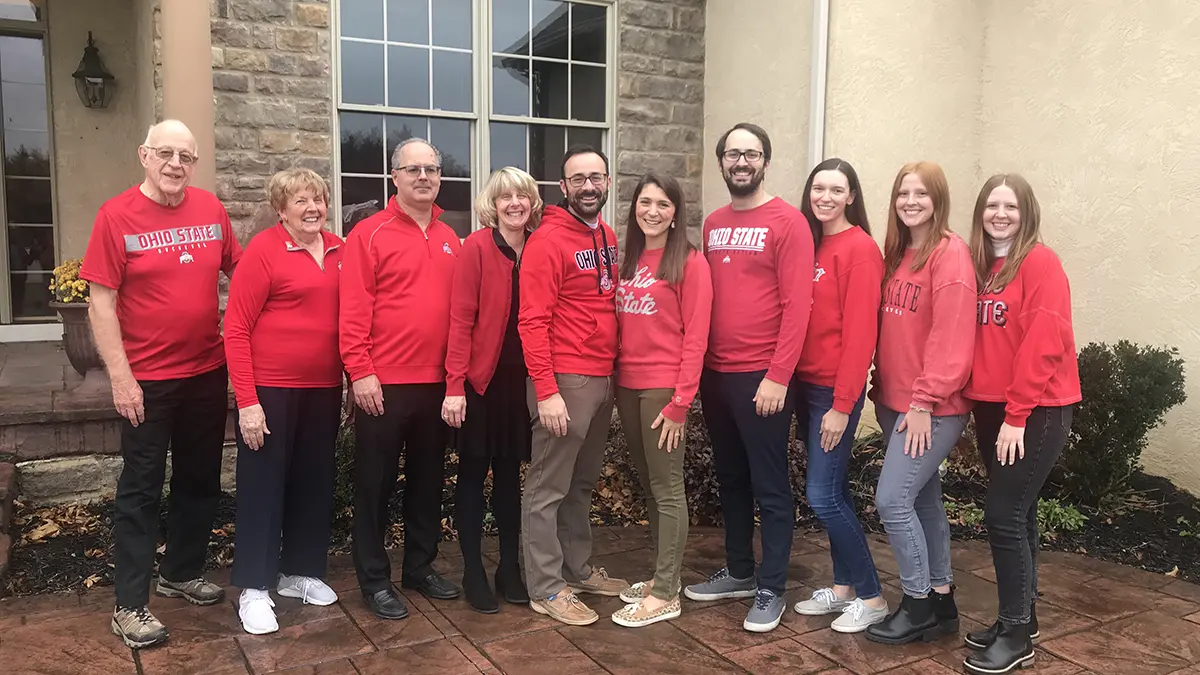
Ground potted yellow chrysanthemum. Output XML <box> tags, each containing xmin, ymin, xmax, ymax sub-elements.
<box><xmin>49</xmin><ymin>258</ymin><xmax>108</xmax><ymax>394</ymax></box>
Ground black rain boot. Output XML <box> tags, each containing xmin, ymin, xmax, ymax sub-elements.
<box><xmin>931</xmin><ymin>585</ymin><xmax>960</xmax><ymax>633</ymax></box>
<box><xmin>865</xmin><ymin>594</ymin><xmax>941</xmax><ymax>645</ymax></box>
<box><xmin>463</xmin><ymin>563</ymin><xmax>499</xmax><ymax>614</ymax></box>
<box><xmin>495</xmin><ymin>563</ymin><xmax>529</xmax><ymax>604</ymax></box>
<box><xmin>491</xmin><ymin>458</ymin><xmax>528</xmax><ymax>605</ymax></box>
<box><xmin>964</xmin><ymin>621</ymin><xmax>1035</xmax><ymax>674</ymax></box>
<box><xmin>966</xmin><ymin>604</ymin><xmax>1039</xmax><ymax>650</ymax></box>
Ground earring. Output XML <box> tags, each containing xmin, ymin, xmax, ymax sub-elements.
<box><xmin>670</xmin><ymin>221</ymin><xmax>675</xmax><ymax>229</ymax></box>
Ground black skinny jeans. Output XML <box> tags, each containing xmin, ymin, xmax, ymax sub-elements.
<box><xmin>974</xmin><ymin>402</ymin><xmax>1074</xmax><ymax>625</ymax></box>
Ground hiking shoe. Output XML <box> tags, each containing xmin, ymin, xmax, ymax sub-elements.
<box><xmin>611</xmin><ymin>596</ymin><xmax>682</xmax><ymax>628</ymax></box>
<box><xmin>568</xmin><ymin>567</ymin><xmax>630</xmax><ymax>597</ymax></box>
<box><xmin>831</xmin><ymin>598</ymin><xmax>890</xmax><ymax>633</ymax></box>
<box><xmin>156</xmin><ymin>576</ymin><xmax>225</xmax><ymax>606</ymax></box>
<box><xmin>277</xmin><ymin>575</ymin><xmax>338</xmax><ymax>606</ymax></box>
<box><xmin>684</xmin><ymin>567</ymin><xmax>757</xmax><ymax>601</ymax></box>
<box><xmin>744</xmin><ymin>589</ymin><xmax>786</xmax><ymax>632</ymax></box>
<box><xmin>794</xmin><ymin>587</ymin><xmax>853</xmax><ymax>616</ymax></box>
<box><xmin>238</xmin><ymin>589</ymin><xmax>278</xmax><ymax>635</ymax></box>
<box><xmin>529</xmin><ymin>590</ymin><xmax>599</xmax><ymax>626</ymax></box>
<box><xmin>111</xmin><ymin>606</ymin><xmax>169</xmax><ymax>649</ymax></box>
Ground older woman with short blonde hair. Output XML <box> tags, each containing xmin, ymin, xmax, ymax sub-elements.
<box><xmin>442</xmin><ymin>166</ymin><xmax>542</xmax><ymax>613</ymax></box>
<box><xmin>225</xmin><ymin>167</ymin><xmax>345</xmax><ymax>635</ymax></box>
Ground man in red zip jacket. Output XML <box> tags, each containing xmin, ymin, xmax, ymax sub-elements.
<box><xmin>518</xmin><ymin>145</ymin><xmax>631</xmax><ymax>626</ymax></box>
<box><xmin>340</xmin><ymin>138</ymin><xmax>462</xmax><ymax>620</ymax></box>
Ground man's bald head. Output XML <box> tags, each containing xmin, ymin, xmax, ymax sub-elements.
<box><xmin>143</xmin><ymin>119</ymin><xmax>197</xmax><ymax>153</ymax></box>
<box><xmin>138</xmin><ymin>119</ymin><xmax>199</xmax><ymax>205</ymax></box>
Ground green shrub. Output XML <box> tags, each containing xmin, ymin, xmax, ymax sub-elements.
<box><xmin>1037</xmin><ymin>498</ymin><xmax>1087</xmax><ymax>538</ymax></box>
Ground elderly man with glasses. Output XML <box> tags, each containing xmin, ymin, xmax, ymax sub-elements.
<box><xmin>81</xmin><ymin>119</ymin><xmax>242</xmax><ymax>649</ymax></box>
<box><xmin>340</xmin><ymin>137</ymin><xmax>462</xmax><ymax>620</ymax></box>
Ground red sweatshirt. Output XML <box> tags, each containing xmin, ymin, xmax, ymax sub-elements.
<box><xmin>964</xmin><ymin>244</ymin><xmax>1081</xmax><ymax>425</ymax></box>
<box><xmin>445</xmin><ymin>228</ymin><xmax>522</xmax><ymax>397</ymax></box>
<box><xmin>702</xmin><ymin>197</ymin><xmax>814</xmax><ymax>383</ymax></box>
<box><xmin>224</xmin><ymin>224</ymin><xmax>344</xmax><ymax>407</ymax></box>
<box><xmin>519</xmin><ymin>205</ymin><xmax>618</xmax><ymax>401</ymax></box>
<box><xmin>339</xmin><ymin>197</ymin><xmax>460</xmax><ymax>385</ymax></box>
<box><xmin>873</xmin><ymin>234</ymin><xmax>976</xmax><ymax>416</ymax></box>
<box><xmin>795</xmin><ymin>226</ymin><xmax>884</xmax><ymax>413</ymax></box>
<box><xmin>617</xmin><ymin>247</ymin><xmax>713</xmax><ymax>423</ymax></box>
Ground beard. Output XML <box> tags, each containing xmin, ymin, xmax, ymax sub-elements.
<box><xmin>567</xmin><ymin>185</ymin><xmax>608</xmax><ymax>219</ymax></box>
<box><xmin>723</xmin><ymin>166</ymin><xmax>765</xmax><ymax>197</ymax></box>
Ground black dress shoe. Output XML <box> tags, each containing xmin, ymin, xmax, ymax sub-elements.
<box><xmin>931</xmin><ymin>585</ymin><xmax>960</xmax><ymax>633</ymax></box>
<box><xmin>966</xmin><ymin>605</ymin><xmax>1040</xmax><ymax>650</ymax></box>
<box><xmin>495</xmin><ymin>565</ymin><xmax>529</xmax><ymax>605</ymax></box>
<box><xmin>365</xmin><ymin>588</ymin><xmax>409</xmax><ymax>620</ymax></box>
<box><xmin>964</xmin><ymin>621</ymin><xmax>1035</xmax><ymax>674</ymax></box>
<box><xmin>865</xmin><ymin>594</ymin><xmax>942</xmax><ymax>645</ymax></box>
<box><xmin>402</xmin><ymin>572</ymin><xmax>461</xmax><ymax>600</ymax></box>
<box><xmin>463</xmin><ymin>567</ymin><xmax>499</xmax><ymax>614</ymax></box>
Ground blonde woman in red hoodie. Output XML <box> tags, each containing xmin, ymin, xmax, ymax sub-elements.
<box><xmin>611</xmin><ymin>173</ymin><xmax>712</xmax><ymax>628</ymax></box>
<box><xmin>865</xmin><ymin>161</ymin><xmax>976</xmax><ymax>646</ymax></box>
<box><xmin>961</xmin><ymin>174</ymin><xmax>1080</xmax><ymax>675</ymax></box>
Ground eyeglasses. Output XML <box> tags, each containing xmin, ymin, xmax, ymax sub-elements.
<box><xmin>395</xmin><ymin>164</ymin><xmax>442</xmax><ymax>177</ymax></box>
<box><xmin>146</xmin><ymin>146</ymin><xmax>198</xmax><ymax>166</ymax></box>
<box><xmin>565</xmin><ymin>172</ymin><xmax>608</xmax><ymax>188</ymax></box>
<box><xmin>722</xmin><ymin>149</ymin><xmax>764</xmax><ymax>163</ymax></box>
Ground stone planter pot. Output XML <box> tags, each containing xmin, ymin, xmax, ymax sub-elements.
<box><xmin>50</xmin><ymin>301</ymin><xmax>110</xmax><ymax>395</ymax></box>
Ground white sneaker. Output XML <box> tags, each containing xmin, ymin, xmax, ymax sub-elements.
<box><xmin>277</xmin><ymin>575</ymin><xmax>338</xmax><ymax>606</ymax></box>
<box><xmin>830</xmin><ymin>597</ymin><xmax>889</xmax><ymax>633</ymax></box>
<box><xmin>239</xmin><ymin>589</ymin><xmax>278</xmax><ymax>635</ymax></box>
<box><xmin>794</xmin><ymin>587</ymin><xmax>852</xmax><ymax>616</ymax></box>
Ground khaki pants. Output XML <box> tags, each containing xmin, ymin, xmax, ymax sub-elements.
<box><xmin>521</xmin><ymin>374</ymin><xmax>615</xmax><ymax>600</ymax></box>
<box><xmin>615</xmin><ymin>387</ymin><xmax>688</xmax><ymax>600</ymax></box>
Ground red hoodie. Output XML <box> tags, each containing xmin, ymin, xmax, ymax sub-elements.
<box><xmin>445</xmin><ymin>228</ymin><xmax>522</xmax><ymax>397</ymax></box>
<box><xmin>339</xmin><ymin>197</ymin><xmax>460</xmax><ymax>385</ymax></box>
<box><xmin>519</xmin><ymin>205</ymin><xmax>618</xmax><ymax>401</ymax></box>
<box><xmin>965</xmin><ymin>243</ymin><xmax>1081</xmax><ymax>425</ymax></box>
<box><xmin>795</xmin><ymin>226</ymin><xmax>884</xmax><ymax>413</ymax></box>
<box><xmin>617</xmin><ymin>247</ymin><xmax>713</xmax><ymax>423</ymax></box>
<box><xmin>872</xmin><ymin>234</ymin><xmax>976</xmax><ymax>416</ymax></box>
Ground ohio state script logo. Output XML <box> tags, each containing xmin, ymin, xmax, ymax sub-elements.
<box><xmin>574</xmin><ymin>245</ymin><xmax>617</xmax><ymax>271</ymax></box>
<box><xmin>616</xmin><ymin>265</ymin><xmax>658</xmax><ymax>316</ymax></box>
<box><xmin>707</xmin><ymin>226</ymin><xmax>768</xmax><ymax>253</ymax></box>
<box><xmin>883</xmin><ymin>278</ymin><xmax>922</xmax><ymax>316</ymax></box>
<box><xmin>124</xmin><ymin>225</ymin><xmax>223</xmax><ymax>253</ymax></box>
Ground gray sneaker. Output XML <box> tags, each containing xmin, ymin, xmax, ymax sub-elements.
<box><xmin>156</xmin><ymin>576</ymin><xmax>225</xmax><ymax>606</ymax></box>
<box><xmin>744</xmin><ymin>589</ymin><xmax>786</xmax><ymax>632</ymax></box>
<box><xmin>111</xmin><ymin>606</ymin><xmax>170</xmax><ymax>649</ymax></box>
<box><xmin>794</xmin><ymin>587</ymin><xmax>852</xmax><ymax>616</ymax></box>
<box><xmin>831</xmin><ymin>598</ymin><xmax>890</xmax><ymax>633</ymax></box>
<box><xmin>683</xmin><ymin>567</ymin><xmax>757</xmax><ymax>601</ymax></box>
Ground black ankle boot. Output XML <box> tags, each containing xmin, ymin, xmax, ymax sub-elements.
<box><xmin>494</xmin><ymin>563</ymin><xmax>529</xmax><ymax>605</ymax></box>
<box><xmin>964</xmin><ymin>621</ymin><xmax>1034</xmax><ymax>674</ymax></box>
<box><xmin>462</xmin><ymin>565</ymin><xmax>499</xmax><ymax>614</ymax></box>
<box><xmin>865</xmin><ymin>594</ymin><xmax>941</xmax><ymax>645</ymax></box>
<box><xmin>966</xmin><ymin>605</ymin><xmax>1039</xmax><ymax>650</ymax></box>
<box><xmin>931</xmin><ymin>586</ymin><xmax>960</xmax><ymax>633</ymax></box>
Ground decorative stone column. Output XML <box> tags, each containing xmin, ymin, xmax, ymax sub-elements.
<box><xmin>159</xmin><ymin>0</ymin><xmax>217</xmax><ymax>191</ymax></box>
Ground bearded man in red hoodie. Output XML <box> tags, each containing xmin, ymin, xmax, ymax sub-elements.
<box><xmin>518</xmin><ymin>145</ymin><xmax>632</xmax><ymax>626</ymax></box>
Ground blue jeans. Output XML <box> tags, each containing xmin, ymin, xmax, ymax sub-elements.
<box><xmin>796</xmin><ymin>380</ymin><xmax>882</xmax><ymax>600</ymax></box>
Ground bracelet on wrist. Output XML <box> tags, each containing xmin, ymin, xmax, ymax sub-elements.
<box><xmin>909</xmin><ymin>403</ymin><xmax>932</xmax><ymax>414</ymax></box>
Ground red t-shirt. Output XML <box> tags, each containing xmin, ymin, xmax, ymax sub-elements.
<box><xmin>223</xmin><ymin>224</ymin><xmax>345</xmax><ymax>407</ymax></box>
<box><xmin>80</xmin><ymin>185</ymin><xmax>242</xmax><ymax>381</ymax></box>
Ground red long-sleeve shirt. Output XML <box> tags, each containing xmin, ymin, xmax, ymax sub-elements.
<box><xmin>795</xmin><ymin>226</ymin><xmax>884</xmax><ymax>413</ymax></box>
<box><xmin>445</xmin><ymin>228</ymin><xmax>522</xmax><ymax>397</ymax></box>
<box><xmin>518</xmin><ymin>205</ymin><xmax>618</xmax><ymax>401</ymax></box>
<box><xmin>702</xmin><ymin>197</ymin><xmax>814</xmax><ymax>383</ymax></box>
<box><xmin>964</xmin><ymin>244</ymin><xmax>1081</xmax><ymax>425</ymax></box>
<box><xmin>223</xmin><ymin>224</ymin><xmax>344</xmax><ymax>407</ymax></box>
<box><xmin>873</xmin><ymin>234</ymin><xmax>976</xmax><ymax>416</ymax></box>
<box><xmin>616</xmin><ymin>247</ymin><xmax>713</xmax><ymax>423</ymax></box>
<box><xmin>339</xmin><ymin>198</ymin><xmax>460</xmax><ymax>385</ymax></box>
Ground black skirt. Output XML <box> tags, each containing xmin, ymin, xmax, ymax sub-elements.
<box><xmin>457</xmin><ymin>363</ymin><xmax>532</xmax><ymax>461</ymax></box>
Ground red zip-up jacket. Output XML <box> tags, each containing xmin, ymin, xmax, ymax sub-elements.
<box><xmin>795</xmin><ymin>226</ymin><xmax>884</xmax><ymax>413</ymax></box>
<box><xmin>519</xmin><ymin>205</ymin><xmax>618</xmax><ymax>401</ymax></box>
<box><xmin>445</xmin><ymin>228</ymin><xmax>522</xmax><ymax>397</ymax></box>
<box><xmin>964</xmin><ymin>243</ymin><xmax>1081</xmax><ymax>425</ymax></box>
<box><xmin>339</xmin><ymin>197</ymin><xmax>460</xmax><ymax>385</ymax></box>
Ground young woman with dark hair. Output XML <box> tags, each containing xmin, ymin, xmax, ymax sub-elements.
<box><xmin>611</xmin><ymin>173</ymin><xmax>712</xmax><ymax>628</ymax></box>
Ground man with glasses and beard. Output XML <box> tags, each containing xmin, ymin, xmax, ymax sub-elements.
<box><xmin>518</xmin><ymin>145</ymin><xmax>632</xmax><ymax>626</ymax></box>
<box><xmin>341</xmin><ymin>137</ymin><xmax>462</xmax><ymax>621</ymax></box>
<box><xmin>683</xmin><ymin>123</ymin><xmax>815</xmax><ymax>633</ymax></box>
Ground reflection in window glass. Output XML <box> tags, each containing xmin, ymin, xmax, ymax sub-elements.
<box><xmin>340</xmin><ymin>0</ymin><xmax>383</xmax><ymax>40</ymax></box>
<box><xmin>1</xmin><ymin>82</ymin><xmax>47</xmax><ymax>131</ymax></box>
<box><xmin>5</xmin><ymin>178</ymin><xmax>51</xmax><ymax>224</ymax></box>
<box><xmin>529</xmin><ymin>125</ymin><xmax>566</xmax><ymax>182</ymax></box>
<box><xmin>385</xmin><ymin>0</ymin><xmax>427</xmax><ymax>45</ymax></box>
<box><xmin>340</xmin><ymin>41</ymin><xmax>384</xmax><ymax>105</ymax></box>
<box><xmin>0</xmin><ymin>36</ymin><xmax>44</xmax><ymax>84</ymax></box>
<box><xmin>10</xmin><ymin>272</ymin><xmax>51</xmax><ymax>320</ymax></box>
<box><xmin>532</xmin><ymin>0</ymin><xmax>568</xmax><ymax>59</ymax></box>
<box><xmin>340</xmin><ymin>112</ymin><xmax>385</xmax><ymax>175</ymax></box>
<box><xmin>432</xmin><ymin>51</ymin><xmax>472</xmax><ymax>113</ymax></box>
<box><xmin>387</xmin><ymin>45</ymin><xmax>430</xmax><ymax>109</ymax></box>
<box><xmin>384</xmin><ymin>115</ymin><xmax>430</xmax><ymax>163</ymax></box>
<box><xmin>493</xmin><ymin>56</ymin><xmax>530</xmax><ymax>116</ymax></box>
<box><xmin>7</xmin><ymin>225</ymin><xmax>53</xmax><ymax>271</ymax></box>
<box><xmin>571</xmin><ymin>2</ymin><xmax>607</xmax><ymax>64</ymax></box>
<box><xmin>567</xmin><ymin>126</ymin><xmax>603</xmax><ymax>151</ymax></box>
<box><xmin>570</xmin><ymin>65</ymin><xmax>606</xmax><ymax>122</ymax></box>
<box><xmin>436</xmin><ymin>181</ymin><xmax>473</xmax><ymax>238</ymax></box>
<box><xmin>532</xmin><ymin>60</ymin><xmax>568</xmax><ymax>119</ymax></box>
<box><xmin>538</xmin><ymin>184</ymin><xmax>561</xmax><ymax>211</ymax></box>
<box><xmin>432</xmin><ymin>0</ymin><xmax>472</xmax><ymax>50</ymax></box>
<box><xmin>428</xmin><ymin>118</ymin><xmax>471</xmax><ymax>179</ymax></box>
<box><xmin>341</xmin><ymin>177</ymin><xmax>387</xmax><ymax>235</ymax></box>
<box><xmin>492</xmin><ymin>0</ymin><xmax>530</xmax><ymax>55</ymax></box>
<box><xmin>490</xmin><ymin>123</ymin><xmax>527</xmax><ymax>172</ymax></box>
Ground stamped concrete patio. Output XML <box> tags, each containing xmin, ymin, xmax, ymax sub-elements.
<box><xmin>3</xmin><ymin>526</ymin><xmax>1200</xmax><ymax>674</ymax></box>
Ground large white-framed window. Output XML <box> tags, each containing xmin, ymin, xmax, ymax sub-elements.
<box><xmin>333</xmin><ymin>0</ymin><xmax>615</xmax><ymax>238</ymax></box>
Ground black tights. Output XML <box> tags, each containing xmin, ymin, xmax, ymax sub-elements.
<box><xmin>456</xmin><ymin>455</ymin><xmax>523</xmax><ymax>572</ymax></box>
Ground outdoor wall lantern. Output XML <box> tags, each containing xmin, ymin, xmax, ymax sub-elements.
<box><xmin>72</xmin><ymin>32</ymin><xmax>115</xmax><ymax>109</ymax></box>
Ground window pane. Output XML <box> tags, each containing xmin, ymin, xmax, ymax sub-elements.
<box><xmin>0</xmin><ymin>36</ymin><xmax>45</xmax><ymax>84</ymax></box>
<box><xmin>570</xmin><ymin>64</ymin><xmax>605</xmax><ymax>122</ymax></box>
<box><xmin>341</xmin><ymin>177</ymin><xmax>387</xmax><ymax>234</ymax></box>
<box><xmin>532</xmin><ymin>0</ymin><xmax>568</xmax><ymax>59</ymax></box>
<box><xmin>340</xmin><ymin>112</ymin><xmax>385</xmax><ymax>175</ymax></box>
<box><xmin>428</xmin><ymin>118</ymin><xmax>470</xmax><ymax>178</ymax></box>
<box><xmin>386</xmin><ymin>0</ymin><xmax>428</xmax><ymax>45</ymax></box>
<box><xmin>493</xmin><ymin>56</ymin><xmax>529</xmax><ymax>116</ymax></box>
<box><xmin>538</xmin><ymin>184</ymin><xmax>560</xmax><ymax>210</ymax></box>
<box><xmin>4</xmin><ymin>130</ymin><xmax>49</xmax><ymax>176</ymax></box>
<box><xmin>384</xmin><ymin>114</ymin><xmax>430</xmax><ymax>165</ymax></box>
<box><xmin>432</xmin><ymin>0</ymin><xmax>472</xmax><ymax>50</ymax></box>
<box><xmin>432</xmin><ymin>50</ymin><xmax>472</xmax><ymax>112</ymax></box>
<box><xmin>387</xmin><ymin>45</ymin><xmax>430</xmax><ymax>108</ymax></box>
<box><xmin>529</xmin><ymin>125</ymin><xmax>565</xmax><ymax>183</ymax></box>
<box><xmin>490</xmin><ymin>123</ymin><xmax>526</xmax><ymax>172</ymax></box>
<box><xmin>571</xmin><ymin>2</ymin><xmax>607</xmax><ymax>64</ymax></box>
<box><xmin>531</xmin><ymin>60</ymin><xmax>567</xmax><ymax>119</ymax></box>
<box><xmin>567</xmin><ymin>126</ymin><xmax>603</xmax><ymax>151</ymax></box>
<box><xmin>7</xmin><ymin>224</ymin><xmax>52</xmax><ymax>272</ymax></box>
<box><xmin>340</xmin><ymin>40</ymin><xmax>384</xmax><ymax>105</ymax></box>
<box><xmin>436</xmin><ymin>180</ymin><xmax>472</xmax><ymax>238</ymax></box>
<box><xmin>3</xmin><ymin>82</ymin><xmax>48</xmax><ymax>131</ymax></box>
<box><xmin>492</xmin><ymin>0</ymin><xmax>530</xmax><ymax>55</ymax></box>
<box><xmin>5</xmin><ymin>178</ymin><xmax>50</xmax><ymax>224</ymax></box>
<box><xmin>11</xmin><ymin>272</ymin><xmax>51</xmax><ymax>319</ymax></box>
<box><xmin>340</xmin><ymin>0</ymin><xmax>383</xmax><ymax>40</ymax></box>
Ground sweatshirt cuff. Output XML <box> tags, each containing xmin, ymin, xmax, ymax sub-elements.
<box><xmin>832</xmin><ymin>396</ymin><xmax>856</xmax><ymax>415</ymax></box>
<box><xmin>445</xmin><ymin>377</ymin><xmax>466</xmax><ymax>397</ymax></box>
<box><xmin>347</xmin><ymin>363</ymin><xmax>376</xmax><ymax>383</ymax></box>
<box><xmin>764</xmin><ymin>367</ymin><xmax>793</xmax><ymax>388</ymax></box>
<box><xmin>662</xmin><ymin>401</ymin><xmax>688</xmax><ymax>424</ymax></box>
<box><xmin>1004</xmin><ymin>409</ymin><xmax>1030</xmax><ymax>427</ymax></box>
<box><xmin>910</xmin><ymin>394</ymin><xmax>938</xmax><ymax>411</ymax></box>
<box><xmin>532</xmin><ymin>375</ymin><xmax>559</xmax><ymax>401</ymax></box>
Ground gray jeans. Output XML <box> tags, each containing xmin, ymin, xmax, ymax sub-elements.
<box><xmin>874</xmin><ymin>404</ymin><xmax>969</xmax><ymax>597</ymax></box>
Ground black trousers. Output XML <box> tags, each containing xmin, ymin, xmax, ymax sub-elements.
<box><xmin>974</xmin><ymin>402</ymin><xmax>1074</xmax><ymax>624</ymax></box>
<box><xmin>231</xmin><ymin>386</ymin><xmax>341</xmax><ymax>590</ymax></box>
<box><xmin>113</xmin><ymin>365</ymin><xmax>229</xmax><ymax>608</ymax></box>
<box><xmin>352</xmin><ymin>383</ymin><xmax>448</xmax><ymax>595</ymax></box>
<box><xmin>456</xmin><ymin>455</ymin><xmax>522</xmax><ymax>573</ymax></box>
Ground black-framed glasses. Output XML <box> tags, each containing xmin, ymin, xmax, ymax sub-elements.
<box><xmin>722</xmin><ymin>149</ymin><xmax>764</xmax><ymax>163</ymax></box>
<box><xmin>395</xmin><ymin>164</ymin><xmax>442</xmax><ymax>177</ymax></box>
<box><xmin>145</xmin><ymin>146</ymin><xmax>198</xmax><ymax>166</ymax></box>
<box><xmin>565</xmin><ymin>172</ymin><xmax>608</xmax><ymax>188</ymax></box>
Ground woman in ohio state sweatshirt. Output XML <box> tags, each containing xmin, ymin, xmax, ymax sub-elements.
<box><xmin>865</xmin><ymin>161</ymin><xmax>976</xmax><ymax>647</ymax></box>
<box><xmin>611</xmin><ymin>173</ymin><xmax>712</xmax><ymax>629</ymax></box>
<box><xmin>960</xmin><ymin>174</ymin><xmax>1080</xmax><ymax>675</ymax></box>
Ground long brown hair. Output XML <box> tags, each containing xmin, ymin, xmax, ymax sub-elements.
<box><xmin>619</xmin><ymin>173</ymin><xmax>693</xmax><ymax>286</ymax></box>
<box><xmin>883</xmin><ymin>161</ymin><xmax>952</xmax><ymax>279</ymax></box>
<box><xmin>970</xmin><ymin>173</ymin><xmax>1042</xmax><ymax>293</ymax></box>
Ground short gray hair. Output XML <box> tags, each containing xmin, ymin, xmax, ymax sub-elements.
<box><xmin>390</xmin><ymin>137</ymin><xmax>442</xmax><ymax>170</ymax></box>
